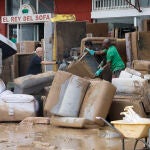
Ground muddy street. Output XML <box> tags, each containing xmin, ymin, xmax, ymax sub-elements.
<box><xmin>0</xmin><ymin>123</ymin><xmax>144</xmax><ymax>150</ymax></box>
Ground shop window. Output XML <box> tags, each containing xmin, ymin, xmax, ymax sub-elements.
<box><xmin>6</xmin><ymin>0</ymin><xmax>20</xmax><ymax>15</ymax></box>
<box><xmin>38</xmin><ymin>0</ymin><xmax>54</xmax><ymax>13</ymax></box>
<box><xmin>138</xmin><ymin>0</ymin><xmax>150</xmax><ymax>7</ymax></box>
<box><xmin>9</xmin><ymin>25</ymin><xmax>17</xmax><ymax>41</ymax></box>
<box><xmin>7</xmin><ymin>0</ymin><xmax>53</xmax><ymax>15</ymax></box>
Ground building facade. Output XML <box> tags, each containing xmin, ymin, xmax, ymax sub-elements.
<box><xmin>91</xmin><ymin>0</ymin><xmax>150</xmax><ymax>36</ymax></box>
<box><xmin>0</xmin><ymin>1</ymin><xmax>6</xmax><ymax>35</ymax></box>
<box><xmin>0</xmin><ymin>0</ymin><xmax>92</xmax><ymax>41</ymax></box>
<box><xmin>1</xmin><ymin>0</ymin><xmax>150</xmax><ymax>40</ymax></box>
<box><xmin>1</xmin><ymin>0</ymin><xmax>54</xmax><ymax>42</ymax></box>
<box><xmin>54</xmin><ymin>0</ymin><xmax>92</xmax><ymax>22</ymax></box>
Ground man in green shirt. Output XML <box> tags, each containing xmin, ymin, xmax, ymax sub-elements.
<box><xmin>85</xmin><ymin>38</ymin><xmax>125</xmax><ymax>78</ymax></box>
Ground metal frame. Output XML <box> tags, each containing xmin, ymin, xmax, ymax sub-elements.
<box><xmin>125</xmin><ymin>0</ymin><xmax>142</xmax><ymax>12</ymax></box>
<box><xmin>96</xmin><ymin>117</ymin><xmax>150</xmax><ymax>150</ymax></box>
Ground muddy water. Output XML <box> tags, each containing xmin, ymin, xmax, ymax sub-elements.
<box><xmin>0</xmin><ymin>123</ymin><xmax>144</xmax><ymax>150</ymax></box>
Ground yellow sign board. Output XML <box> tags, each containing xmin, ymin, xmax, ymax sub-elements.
<box><xmin>51</xmin><ymin>14</ymin><xmax>76</xmax><ymax>22</ymax></box>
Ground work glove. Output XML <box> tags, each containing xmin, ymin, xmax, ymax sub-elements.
<box><xmin>95</xmin><ymin>68</ymin><xmax>103</xmax><ymax>77</ymax></box>
<box><xmin>85</xmin><ymin>48</ymin><xmax>95</xmax><ymax>56</ymax></box>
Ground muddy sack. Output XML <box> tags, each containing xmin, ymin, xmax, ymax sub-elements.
<box><xmin>79</xmin><ymin>80</ymin><xmax>116</xmax><ymax>126</ymax></box>
<box><xmin>52</xmin><ymin>75</ymin><xmax>90</xmax><ymax>117</ymax></box>
<box><xmin>132</xmin><ymin>60</ymin><xmax>150</xmax><ymax>71</ymax></box>
<box><xmin>14</xmin><ymin>71</ymin><xmax>55</xmax><ymax>94</ymax></box>
<box><xmin>44</xmin><ymin>71</ymin><xmax>72</xmax><ymax>116</ymax></box>
<box><xmin>0</xmin><ymin>94</ymin><xmax>36</xmax><ymax>121</ymax></box>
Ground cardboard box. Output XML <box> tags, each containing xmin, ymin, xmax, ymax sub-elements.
<box><xmin>67</xmin><ymin>53</ymin><xmax>99</xmax><ymax>78</ymax></box>
<box><xmin>16</xmin><ymin>41</ymin><xmax>39</xmax><ymax>54</ymax></box>
<box><xmin>108</xmin><ymin>95</ymin><xmax>147</xmax><ymax>121</ymax></box>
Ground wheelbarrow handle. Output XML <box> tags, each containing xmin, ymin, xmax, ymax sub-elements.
<box><xmin>96</xmin><ymin>116</ymin><xmax>124</xmax><ymax>138</ymax></box>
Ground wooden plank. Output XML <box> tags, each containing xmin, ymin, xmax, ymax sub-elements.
<box><xmin>131</xmin><ymin>31</ymin><xmax>138</xmax><ymax>60</ymax></box>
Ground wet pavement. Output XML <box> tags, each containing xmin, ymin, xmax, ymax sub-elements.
<box><xmin>0</xmin><ymin>123</ymin><xmax>145</xmax><ymax>150</ymax></box>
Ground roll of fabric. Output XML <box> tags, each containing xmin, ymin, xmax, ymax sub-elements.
<box><xmin>44</xmin><ymin>71</ymin><xmax>72</xmax><ymax>116</ymax></box>
<box><xmin>79</xmin><ymin>80</ymin><xmax>116</xmax><ymax>126</ymax></box>
<box><xmin>56</xmin><ymin>75</ymin><xmax>90</xmax><ymax>117</ymax></box>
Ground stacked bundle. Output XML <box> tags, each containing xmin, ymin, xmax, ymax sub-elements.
<box><xmin>44</xmin><ymin>71</ymin><xmax>116</xmax><ymax>128</ymax></box>
<box><xmin>108</xmin><ymin>68</ymin><xmax>150</xmax><ymax>121</ymax></box>
<box><xmin>0</xmin><ymin>79</ymin><xmax>37</xmax><ymax>122</ymax></box>
<box><xmin>132</xmin><ymin>60</ymin><xmax>150</xmax><ymax>75</ymax></box>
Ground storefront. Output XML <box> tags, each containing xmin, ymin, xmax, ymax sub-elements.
<box><xmin>1</xmin><ymin>0</ymin><xmax>54</xmax><ymax>42</ymax></box>
<box><xmin>54</xmin><ymin>0</ymin><xmax>91</xmax><ymax>22</ymax></box>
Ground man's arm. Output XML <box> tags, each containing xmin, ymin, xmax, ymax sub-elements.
<box><xmin>85</xmin><ymin>48</ymin><xmax>106</xmax><ymax>56</ymax></box>
<box><xmin>41</xmin><ymin>60</ymin><xmax>56</xmax><ymax>65</ymax></box>
<box><xmin>95</xmin><ymin>50</ymin><xmax>106</xmax><ymax>55</ymax></box>
<box><xmin>101</xmin><ymin>61</ymin><xmax>111</xmax><ymax>70</ymax></box>
<box><xmin>95</xmin><ymin>61</ymin><xmax>111</xmax><ymax>77</ymax></box>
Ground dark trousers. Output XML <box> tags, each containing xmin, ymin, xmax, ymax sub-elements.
<box><xmin>100</xmin><ymin>66</ymin><xmax>112</xmax><ymax>83</ymax></box>
<box><xmin>113</xmin><ymin>69</ymin><xmax>124</xmax><ymax>78</ymax></box>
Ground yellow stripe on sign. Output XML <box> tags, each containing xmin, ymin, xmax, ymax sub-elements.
<box><xmin>51</xmin><ymin>14</ymin><xmax>76</xmax><ymax>22</ymax></box>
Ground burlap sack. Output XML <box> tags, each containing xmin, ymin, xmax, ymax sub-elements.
<box><xmin>79</xmin><ymin>80</ymin><xmax>116</xmax><ymax>126</ymax></box>
<box><xmin>132</xmin><ymin>60</ymin><xmax>150</xmax><ymax>71</ymax></box>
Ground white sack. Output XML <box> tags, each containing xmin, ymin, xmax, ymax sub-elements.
<box><xmin>112</xmin><ymin>78</ymin><xmax>148</xmax><ymax>95</ymax></box>
<box><xmin>119</xmin><ymin>71</ymin><xmax>132</xmax><ymax>78</ymax></box>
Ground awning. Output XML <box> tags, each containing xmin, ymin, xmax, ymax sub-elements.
<box><xmin>0</xmin><ymin>34</ymin><xmax>17</xmax><ymax>59</ymax></box>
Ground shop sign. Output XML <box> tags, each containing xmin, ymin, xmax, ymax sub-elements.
<box><xmin>1</xmin><ymin>4</ymin><xmax>52</xmax><ymax>24</ymax></box>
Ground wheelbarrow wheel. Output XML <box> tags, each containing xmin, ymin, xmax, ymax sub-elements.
<box><xmin>134</xmin><ymin>138</ymin><xmax>150</xmax><ymax>150</ymax></box>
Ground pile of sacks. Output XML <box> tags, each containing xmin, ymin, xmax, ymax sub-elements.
<box><xmin>108</xmin><ymin>67</ymin><xmax>150</xmax><ymax>121</ymax></box>
<box><xmin>44</xmin><ymin>71</ymin><xmax>116</xmax><ymax>128</ymax></box>
<box><xmin>0</xmin><ymin>79</ymin><xmax>37</xmax><ymax>121</ymax></box>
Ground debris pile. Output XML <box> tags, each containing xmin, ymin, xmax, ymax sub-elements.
<box><xmin>108</xmin><ymin>67</ymin><xmax>150</xmax><ymax>121</ymax></box>
<box><xmin>44</xmin><ymin>70</ymin><xmax>116</xmax><ymax>128</ymax></box>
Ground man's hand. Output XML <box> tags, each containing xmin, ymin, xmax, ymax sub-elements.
<box><xmin>95</xmin><ymin>68</ymin><xmax>103</xmax><ymax>77</ymax></box>
<box><xmin>85</xmin><ymin>48</ymin><xmax>95</xmax><ymax>56</ymax></box>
